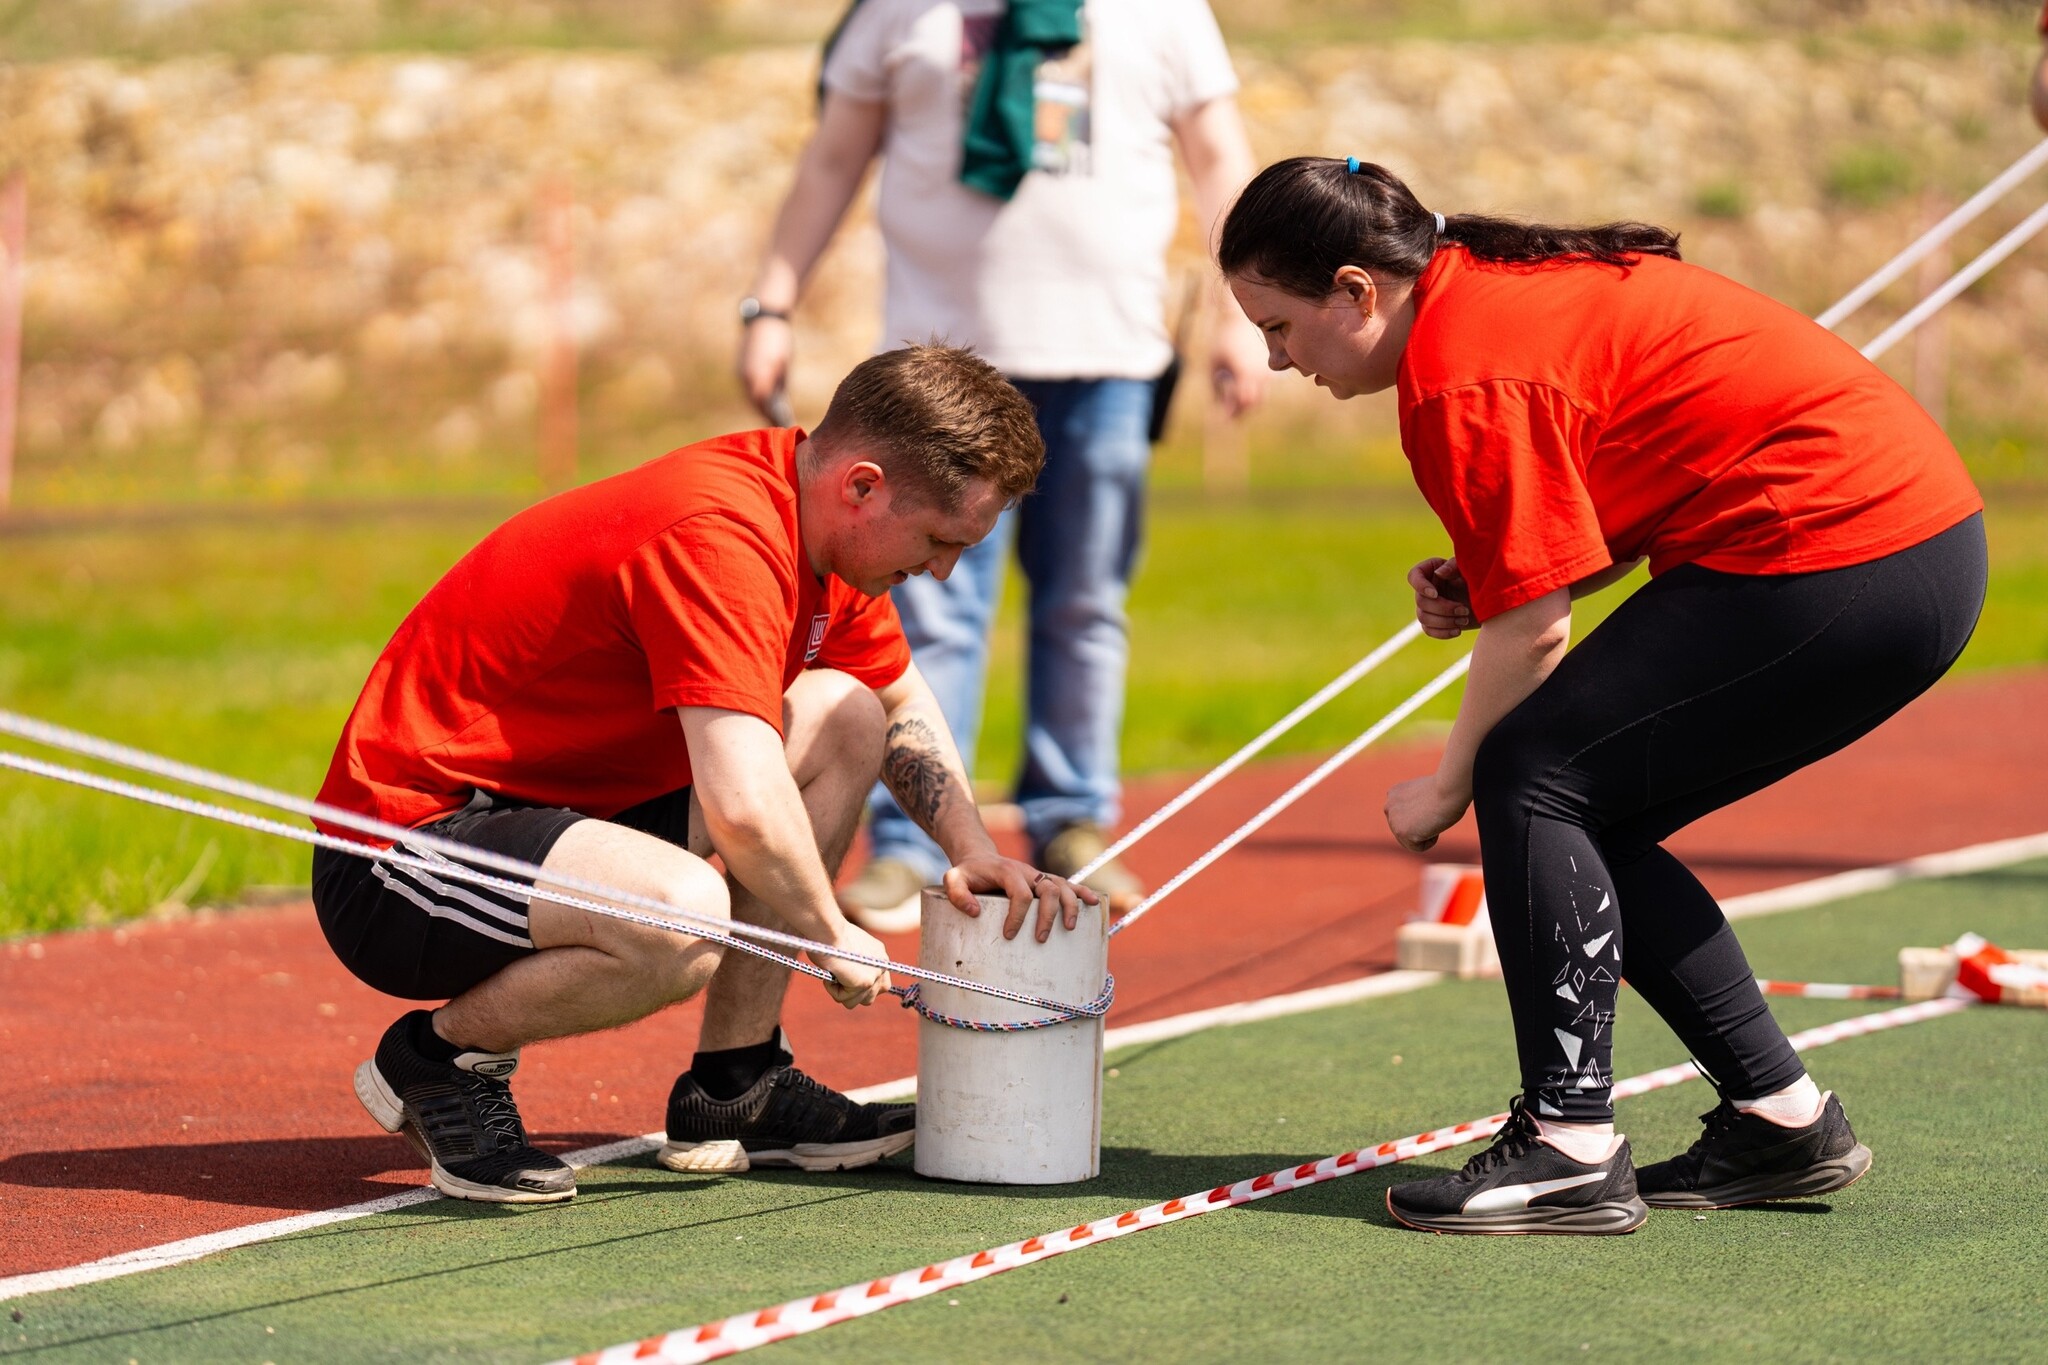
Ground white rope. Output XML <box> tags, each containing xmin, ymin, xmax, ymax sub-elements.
<box><xmin>1815</xmin><ymin>139</ymin><xmax>2048</xmax><ymax>332</ymax></box>
<box><xmin>1110</xmin><ymin>650</ymin><xmax>1473</xmax><ymax>938</ymax></box>
<box><xmin>3</xmin><ymin>637</ymin><xmax>1473</xmax><ymax>1009</ymax></box>
<box><xmin>0</xmin><ymin>750</ymin><xmax>794</xmax><ymax>962</ymax></box>
<box><xmin>0</xmin><ymin>707</ymin><xmax>767</xmax><ymax>933</ymax></box>
<box><xmin>1858</xmin><ymin>199</ymin><xmax>2048</xmax><ymax>363</ymax></box>
<box><xmin>0</xmin><ymin>736</ymin><xmax>1106</xmax><ymax>1019</ymax></box>
<box><xmin>1072</xmin><ymin>621</ymin><xmax>1422</xmax><ymax>884</ymax></box>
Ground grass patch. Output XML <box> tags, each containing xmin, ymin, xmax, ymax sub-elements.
<box><xmin>1824</xmin><ymin>143</ymin><xmax>1918</xmax><ymax>208</ymax></box>
<box><xmin>5</xmin><ymin>465</ymin><xmax>2047</xmax><ymax>936</ymax></box>
<box><xmin>7</xmin><ymin>861</ymin><xmax>2045</xmax><ymax>1360</ymax></box>
<box><xmin>1691</xmin><ymin>179</ymin><xmax>1749</xmax><ymax>220</ymax></box>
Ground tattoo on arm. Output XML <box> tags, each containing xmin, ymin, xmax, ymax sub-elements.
<box><xmin>882</xmin><ymin>717</ymin><xmax>954</xmax><ymax>831</ymax></box>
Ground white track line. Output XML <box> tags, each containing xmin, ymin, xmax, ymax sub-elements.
<box><xmin>1720</xmin><ymin>831</ymin><xmax>2048</xmax><ymax>920</ymax></box>
<box><xmin>4</xmin><ymin>829</ymin><xmax>2041</xmax><ymax>1305</ymax></box>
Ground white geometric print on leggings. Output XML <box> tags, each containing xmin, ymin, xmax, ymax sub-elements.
<box><xmin>1541</xmin><ymin>864</ymin><xmax>1620</xmax><ymax>1113</ymax></box>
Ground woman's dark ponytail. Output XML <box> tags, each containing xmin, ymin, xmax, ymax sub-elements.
<box><xmin>1442</xmin><ymin>213</ymin><xmax>1684</xmax><ymax>269</ymax></box>
<box><xmin>1219</xmin><ymin>157</ymin><xmax>1682</xmax><ymax>298</ymax></box>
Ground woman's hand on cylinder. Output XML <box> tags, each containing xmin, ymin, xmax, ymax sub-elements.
<box><xmin>1384</xmin><ymin>773</ymin><xmax>1472</xmax><ymax>853</ymax></box>
<box><xmin>1408</xmin><ymin>556</ymin><xmax>1474</xmax><ymax>638</ymax></box>
<box><xmin>942</xmin><ymin>856</ymin><xmax>1097</xmax><ymax>943</ymax></box>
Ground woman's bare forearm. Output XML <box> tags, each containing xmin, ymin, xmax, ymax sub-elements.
<box><xmin>1434</xmin><ymin>589</ymin><xmax>1573</xmax><ymax>801</ymax></box>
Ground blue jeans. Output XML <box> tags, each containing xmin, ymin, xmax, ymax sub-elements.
<box><xmin>867</xmin><ymin>377</ymin><xmax>1154</xmax><ymax>879</ymax></box>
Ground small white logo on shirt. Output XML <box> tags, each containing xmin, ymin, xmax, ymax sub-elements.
<box><xmin>805</xmin><ymin>612</ymin><xmax>830</xmax><ymax>662</ymax></box>
<box><xmin>1463</xmin><ymin>1171</ymin><xmax>1605</xmax><ymax>1214</ymax></box>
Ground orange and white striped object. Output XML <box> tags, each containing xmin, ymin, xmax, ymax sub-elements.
<box><xmin>1950</xmin><ymin>933</ymin><xmax>2048</xmax><ymax>1008</ymax></box>
<box><xmin>1755</xmin><ymin>980</ymin><xmax>1902</xmax><ymax>1000</ymax></box>
<box><xmin>1416</xmin><ymin>864</ymin><xmax>1488</xmax><ymax>926</ymax></box>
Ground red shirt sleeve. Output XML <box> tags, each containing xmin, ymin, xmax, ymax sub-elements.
<box><xmin>815</xmin><ymin>582</ymin><xmax>913</xmax><ymax>691</ymax></box>
<box><xmin>1401</xmin><ymin>380</ymin><xmax>1613</xmax><ymax>620</ymax></box>
<box><xmin>2040</xmin><ymin>1</ymin><xmax>2047</xmax><ymax>34</ymax></box>
<box><xmin>618</xmin><ymin>515</ymin><xmax>794</xmax><ymax>730</ymax></box>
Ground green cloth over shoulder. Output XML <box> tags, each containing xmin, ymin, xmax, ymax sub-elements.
<box><xmin>959</xmin><ymin>0</ymin><xmax>1085</xmax><ymax>201</ymax></box>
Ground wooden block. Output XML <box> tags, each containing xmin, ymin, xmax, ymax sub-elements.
<box><xmin>1898</xmin><ymin>947</ymin><xmax>1956</xmax><ymax>1002</ymax></box>
<box><xmin>1397</xmin><ymin>920</ymin><xmax>1500</xmax><ymax>979</ymax></box>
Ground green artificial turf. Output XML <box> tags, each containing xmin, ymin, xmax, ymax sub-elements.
<box><xmin>8</xmin><ymin>861</ymin><xmax>2045</xmax><ymax>1362</ymax></box>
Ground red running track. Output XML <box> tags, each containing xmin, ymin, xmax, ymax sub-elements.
<box><xmin>4</xmin><ymin>667</ymin><xmax>2046</xmax><ymax>1278</ymax></box>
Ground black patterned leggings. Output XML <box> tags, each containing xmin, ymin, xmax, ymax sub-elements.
<box><xmin>1473</xmin><ymin>514</ymin><xmax>1986</xmax><ymax>1121</ymax></box>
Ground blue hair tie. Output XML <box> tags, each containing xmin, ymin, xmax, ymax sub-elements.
<box><xmin>1346</xmin><ymin>156</ymin><xmax>1363</xmax><ymax>174</ymax></box>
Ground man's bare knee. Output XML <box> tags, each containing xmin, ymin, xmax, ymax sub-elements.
<box><xmin>534</xmin><ymin>827</ymin><xmax>733</xmax><ymax>998</ymax></box>
<box><xmin>612</xmin><ymin>859</ymin><xmax>732</xmax><ymax>1000</ymax></box>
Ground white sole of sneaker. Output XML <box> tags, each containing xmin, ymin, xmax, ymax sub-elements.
<box><xmin>1642</xmin><ymin>1144</ymin><xmax>1874</xmax><ymax>1209</ymax></box>
<box><xmin>429</xmin><ymin>1168</ymin><xmax>577</xmax><ymax>1204</ymax></box>
<box><xmin>746</xmin><ymin>1128</ymin><xmax>916</xmax><ymax>1173</ymax></box>
<box><xmin>353</xmin><ymin>1059</ymin><xmax>576</xmax><ymax>1205</ymax></box>
<box><xmin>840</xmin><ymin>890</ymin><xmax>921</xmax><ymax>937</ymax></box>
<box><xmin>353</xmin><ymin>1059</ymin><xmax>406</xmax><ymax>1134</ymax></box>
<box><xmin>1386</xmin><ymin>1192</ymin><xmax>1649</xmax><ymax>1236</ymax></box>
<box><xmin>655</xmin><ymin>1138</ymin><xmax>750</xmax><ymax>1174</ymax></box>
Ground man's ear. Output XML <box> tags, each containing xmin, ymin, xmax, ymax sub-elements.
<box><xmin>841</xmin><ymin>458</ymin><xmax>887</xmax><ymax>508</ymax></box>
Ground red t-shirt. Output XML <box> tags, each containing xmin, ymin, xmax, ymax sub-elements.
<box><xmin>316</xmin><ymin>429</ymin><xmax>911</xmax><ymax>837</ymax></box>
<box><xmin>1396</xmin><ymin>248</ymin><xmax>1982</xmax><ymax>620</ymax></box>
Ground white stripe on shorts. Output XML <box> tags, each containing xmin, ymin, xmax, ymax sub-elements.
<box><xmin>372</xmin><ymin>859</ymin><xmax>533</xmax><ymax>949</ymax></box>
<box><xmin>393</xmin><ymin>845</ymin><xmax>534</xmax><ymax>928</ymax></box>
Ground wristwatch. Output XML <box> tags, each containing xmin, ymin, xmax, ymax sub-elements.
<box><xmin>739</xmin><ymin>296</ymin><xmax>792</xmax><ymax>325</ymax></box>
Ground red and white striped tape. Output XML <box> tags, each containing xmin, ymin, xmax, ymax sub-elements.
<box><xmin>1754</xmin><ymin>980</ymin><xmax>1903</xmax><ymax>1001</ymax></box>
<box><xmin>560</xmin><ymin>996</ymin><xmax>1967</xmax><ymax>1365</ymax></box>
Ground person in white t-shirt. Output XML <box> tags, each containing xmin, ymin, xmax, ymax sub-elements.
<box><xmin>737</xmin><ymin>0</ymin><xmax>1267</xmax><ymax>930</ymax></box>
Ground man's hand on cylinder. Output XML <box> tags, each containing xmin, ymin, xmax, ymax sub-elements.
<box><xmin>943</xmin><ymin>855</ymin><xmax>1099</xmax><ymax>943</ymax></box>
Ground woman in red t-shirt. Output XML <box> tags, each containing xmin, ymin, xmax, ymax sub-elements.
<box><xmin>1220</xmin><ymin>157</ymin><xmax>1986</xmax><ymax>1236</ymax></box>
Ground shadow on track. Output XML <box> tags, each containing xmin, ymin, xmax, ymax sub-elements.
<box><xmin>0</xmin><ymin>1131</ymin><xmax>623</xmax><ymax>1210</ymax></box>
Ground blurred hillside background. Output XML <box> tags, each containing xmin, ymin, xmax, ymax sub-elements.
<box><xmin>2</xmin><ymin>0</ymin><xmax>2047</xmax><ymax>504</ymax></box>
<box><xmin>2</xmin><ymin>0</ymin><xmax>2045</xmax><ymax>930</ymax></box>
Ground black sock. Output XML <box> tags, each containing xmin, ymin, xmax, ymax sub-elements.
<box><xmin>408</xmin><ymin>1009</ymin><xmax>466</xmax><ymax>1064</ymax></box>
<box><xmin>689</xmin><ymin>1030</ymin><xmax>787</xmax><ymax>1101</ymax></box>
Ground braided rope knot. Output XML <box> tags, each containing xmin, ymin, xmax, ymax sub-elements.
<box><xmin>896</xmin><ymin>973</ymin><xmax>1115</xmax><ymax>1033</ymax></box>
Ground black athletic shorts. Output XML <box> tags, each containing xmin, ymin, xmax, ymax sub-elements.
<box><xmin>311</xmin><ymin>785</ymin><xmax>693</xmax><ymax>1001</ymax></box>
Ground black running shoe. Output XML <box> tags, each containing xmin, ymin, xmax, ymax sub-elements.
<box><xmin>354</xmin><ymin>1011</ymin><xmax>576</xmax><ymax>1204</ymax></box>
<box><xmin>1638</xmin><ymin>1092</ymin><xmax>1871</xmax><ymax>1209</ymax></box>
<box><xmin>1386</xmin><ymin>1098</ymin><xmax>1648</xmax><ymax>1235</ymax></box>
<box><xmin>659</xmin><ymin>1046</ymin><xmax>915</xmax><ymax>1174</ymax></box>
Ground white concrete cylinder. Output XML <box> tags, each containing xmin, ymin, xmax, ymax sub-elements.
<box><xmin>912</xmin><ymin>889</ymin><xmax>1106</xmax><ymax>1185</ymax></box>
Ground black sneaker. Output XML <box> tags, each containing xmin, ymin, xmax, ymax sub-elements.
<box><xmin>658</xmin><ymin>1047</ymin><xmax>915</xmax><ymax>1174</ymax></box>
<box><xmin>1638</xmin><ymin>1092</ymin><xmax>1871</xmax><ymax>1209</ymax></box>
<box><xmin>353</xmin><ymin>1011</ymin><xmax>577</xmax><ymax>1204</ymax></box>
<box><xmin>1385</xmin><ymin>1098</ymin><xmax>1648</xmax><ymax>1235</ymax></box>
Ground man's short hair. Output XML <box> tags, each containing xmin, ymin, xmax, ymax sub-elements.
<box><xmin>809</xmin><ymin>344</ymin><xmax>1044</xmax><ymax>508</ymax></box>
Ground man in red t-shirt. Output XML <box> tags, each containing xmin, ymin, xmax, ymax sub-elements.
<box><xmin>313</xmin><ymin>345</ymin><xmax>1096</xmax><ymax>1204</ymax></box>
